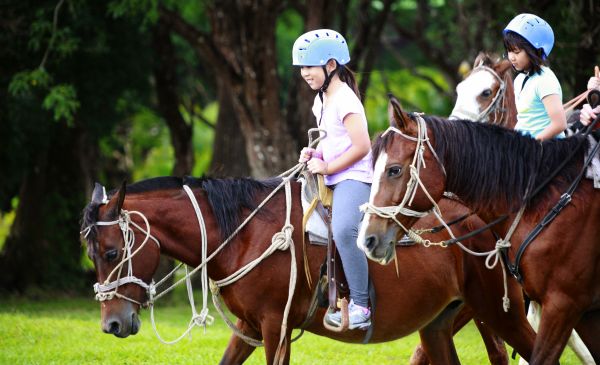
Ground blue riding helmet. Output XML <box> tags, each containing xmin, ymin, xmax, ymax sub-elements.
<box><xmin>292</xmin><ymin>29</ymin><xmax>350</xmax><ymax>66</ymax></box>
<box><xmin>503</xmin><ymin>13</ymin><xmax>554</xmax><ymax>58</ymax></box>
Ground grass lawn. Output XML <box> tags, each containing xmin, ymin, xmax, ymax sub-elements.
<box><xmin>0</xmin><ymin>291</ymin><xmax>581</xmax><ymax>364</ymax></box>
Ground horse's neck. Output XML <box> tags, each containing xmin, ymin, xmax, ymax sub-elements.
<box><xmin>132</xmin><ymin>194</ymin><xmax>220</xmax><ymax>269</ymax></box>
<box><xmin>496</xmin><ymin>71</ymin><xmax>517</xmax><ymax>129</ymax></box>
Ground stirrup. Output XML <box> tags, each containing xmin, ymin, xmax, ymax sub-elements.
<box><xmin>322</xmin><ymin>297</ymin><xmax>349</xmax><ymax>332</ymax></box>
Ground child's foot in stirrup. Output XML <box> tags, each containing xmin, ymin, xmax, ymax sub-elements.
<box><xmin>324</xmin><ymin>299</ymin><xmax>371</xmax><ymax>330</ymax></box>
<box><xmin>347</xmin><ymin>299</ymin><xmax>371</xmax><ymax>330</ymax></box>
<box><xmin>325</xmin><ymin>309</ymin><xmax>342</xmax><ymax>326</ymax></box>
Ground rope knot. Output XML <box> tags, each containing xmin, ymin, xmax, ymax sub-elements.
<box><xmin>192</xmin><ymin>308</ymin><xmax>215</xmax><ymax>328</ymax></box>
<box><xmin>502</xmin><ymin>296</ymin><xmax>511</xmax><ymax>312</ymax></box>
<box><xmin>209</xmin><ymin>279</ymin><xmax>220</xmax><ymax>295</ymax></box>
<box><xmin>272</xmin><ymin>224</ymin><xmax>294</xmax><ymax>251</ymax></box>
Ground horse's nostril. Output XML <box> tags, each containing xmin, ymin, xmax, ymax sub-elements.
<box><xmin>365</xmin><ymin>235</ymin><xmax>378</xmax><ymax>250</ymax></box>
<box><xmin>107</xmin><ymin>320</ymin><xmax>120</xmax><ymax>335</ymax></box>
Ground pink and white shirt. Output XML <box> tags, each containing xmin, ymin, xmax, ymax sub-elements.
<box><xmin>311</xmin><ymin>83</ymin><xmax>373</xmax><ymax>186</ymax></box>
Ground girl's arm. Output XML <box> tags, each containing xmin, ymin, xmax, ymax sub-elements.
<box><xmin>306</xmin><ymin>113</ymin><xmax>370</xmax><ymax>175</ymax></box>
<box><xmin>536</xmin><ymin>94</ymin><xmax>567</xmax><ymax>141</ymax></box>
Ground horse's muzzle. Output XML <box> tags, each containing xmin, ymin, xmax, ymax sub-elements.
<box><xmin>102</xmin><ymin>311</ymin><xmax>140</xmax><ymax>338</ymax></box>
<box><xmin>361</xmin><ymin>229</ymin><xmax>397</xmax><ymax>265</ymax></box>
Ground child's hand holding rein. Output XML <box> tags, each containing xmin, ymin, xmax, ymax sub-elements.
<box><xmin>306</xmin><ymin>158</ymin><xmax>328</xmax><ymax>175</ymax></box>
<box><xmin>299</xmin><ymin>147</ymin><xmax>322</xmax><ymax>163</ymax></box>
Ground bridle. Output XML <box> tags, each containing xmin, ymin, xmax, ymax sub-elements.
<box><xmin>360</xmin><ymin>114</ymin><xmax>449</xmax><ymax>243</ymax></box>
<box><xmin>82</xmin><ymin>210</ymin><xmax>160</xmax><ymax>307</ymax></box>
<box><xmin>450</xmin><ymin>65</ymin><xmax>507</xmax><ymax>125</ymax></box>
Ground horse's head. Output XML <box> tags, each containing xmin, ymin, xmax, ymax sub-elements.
<box><xmin>81</xmin><ymin>182</ymin><xmax>161</xmax><ymax>338</ymax></box>
<box><xmin>450</xmin><ymin>53</ymin><xmax>514</xmax><ymax>127</ymax></box>
<box><xmin>357</xmin><ymin>96</ymin><xmax>446</xmax><ymax>264</ymax></box>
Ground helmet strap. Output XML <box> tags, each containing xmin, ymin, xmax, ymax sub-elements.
<box><xmin>317</xmin><ymin>62</ymin><xmax>339</xmax><ymax>126</ymax></box>
<box><xmin>319</xmin><ymin>64</ymin><xmax>338</xmax><ymax>95</ymax></box>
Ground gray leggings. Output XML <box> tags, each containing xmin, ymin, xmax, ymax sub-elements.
<box><xmin>331</xmin><ymin>179</ymin><xmax>371</xmax><ymax>308</ymax></box>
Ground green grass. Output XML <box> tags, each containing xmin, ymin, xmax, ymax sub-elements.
<box><xmin>0</xmin><ymin>293</ymin><xmax>581</xmax><ymax>364</ymax></box>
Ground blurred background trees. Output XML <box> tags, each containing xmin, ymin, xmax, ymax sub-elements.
<box><xmin>1</xmin><ymin>0</ymin><xmax>598</xmax><ymax>292</ymax></box>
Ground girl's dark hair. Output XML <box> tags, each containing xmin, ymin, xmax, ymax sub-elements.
<box><xmin>503</xmin><ymin>31</ymin><xmax>547</xmax><ymax>75</ymax></box>
<box><xmin>337</xmin><ymin>64</ymin><xmax>361</xmax><ymax>98</ymax></box>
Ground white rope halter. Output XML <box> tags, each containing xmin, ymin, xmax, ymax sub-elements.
<box><xmin>450</xmin><ymin>65</ymin><xmax>507</xmax><ymax>125</ymax></box>
<box><xmin>83</xmin><ymin>210</ymin><xmax>160</xmax><ymax>307</ymax></box>
<box><xmin>361</xmin><ymin>114</ymin><xmax>447</xmax><ymax>236</ymax></box>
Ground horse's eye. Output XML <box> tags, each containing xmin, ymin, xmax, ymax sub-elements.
<box><xmin>104</xmin><ymin>249</ymin><xmax>119</xmax><ymax>262</ymax></box>
<box><xmin>388</xmin><ymin>166</ymin><xmax>402</xmax><ymax>178</ymax></box>
<box><xmin>481</xmin><ymin>89</ymin><xmax>492</xmax><ymax>98</ymax></box>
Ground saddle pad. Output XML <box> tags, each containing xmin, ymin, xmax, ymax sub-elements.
<box><xmin>299</xmin><ymin>177</ymin><xmax>329</xmax><ymax>245</ymax></box>
<box><xmin>585</xmin><ymin>133</ymin><xmax>600</xmax><ymax>189</ymax></box>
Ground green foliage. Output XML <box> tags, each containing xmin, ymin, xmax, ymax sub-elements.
<box><xmin>8</xmin><ymin>68</ymin><xmax>52</xmax><ymax>96</ymax></box>
<box><xmin>42</xmin><ymin>84</ymin><xmax>80</xmax><ymax>124</ymax></box>
<box><xmin>364</xmin><ymin>68</ymin><xmax>453</xmax><ymax>134</ymax></box>
<box><xmin>0</xmin><ymin>200</ymin><xmax>17</xmax><ymax>252</ymax></box>
<box><xmin>107</xmin><ymin>0</ymin><xmax>158</xmax><ymax>26</ymax></box>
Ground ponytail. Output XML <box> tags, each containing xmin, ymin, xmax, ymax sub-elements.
<box><xmin>338</xmin><ymin>65</ymin><xmax>361</xmax><ymax>98</ymax></box>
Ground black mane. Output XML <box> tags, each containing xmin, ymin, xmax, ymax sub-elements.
<box><xmin>427</xmin><ymin>117</ymin><xmax>587</xmax><ymax>213</ymax></box>
<box><xmin>372</xmin><ymin>116</ymin><xmax>588</xmax><ymax>214</ymax></box>
<box><xmin>81</xmin><ymin>176</ymin><xmax>283</xmax><ymax>254</ymax></box>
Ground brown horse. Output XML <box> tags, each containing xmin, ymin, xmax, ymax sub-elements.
<box><xmin>360</xmin><ymin>97</ymin><xmax>600</xmax><ymax>364</ymax></box>
<box><xmin>451</xmin><ymin>54</ymin><xmax>595</xmax><ymax>365</ymax></box>
<box><xmin>81</xmin><ymin>176</ymin><xmax>536</xmax><ymax>364</ymax></box>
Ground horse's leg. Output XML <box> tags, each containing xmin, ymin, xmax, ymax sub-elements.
<box><xmin>574</xmin><ymin>310</ymin><xmax>600</xmax><ymax>363</ymax></box>
<box><xmin>522</xmin><ymin>302</ymin><xmax>596</xmax><ymax>365</ymax></box>
<box><xmin>530</xmin><ymin>300</ymin><xmax>581</xmax><ymax>365</ymax></box>
<box><xmin>418</xmin><ymin>301</ymin><xmax>463</xmax><ymax>365</ymax></box>
<box><xmin>261</xmin><ymin>321</ymin><xmax>292</xmax><ymax>365</ymax></box>
<box><xmin>473</xmin><ymin>318</ymin><xmax>509</xmax><ymax>365</ymax></box>
<box><xmin>410</xmin><ymin>306</ymin><xmax>508</xmax><ymax>365</ymax></box>
<box><xmin>219</xmin><ymin>319</ymin><xmax>261</xmax><ymax>365</ymax></box>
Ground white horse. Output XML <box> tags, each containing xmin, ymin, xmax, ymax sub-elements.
<box><xmin>451</xmin><ymin>53</ymin><xmax>595</xmax><ymax>365</ymax></box>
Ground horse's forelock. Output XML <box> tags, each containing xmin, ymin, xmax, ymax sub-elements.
<box><xmin>81</xmin><ymin>201</ymin><xmax>102</xmax><ymax>256</ymax></box>
<box><xmin>371</xmin><ymin>132</ymin><xmax>395</xmax><ymax>169</ymax></box>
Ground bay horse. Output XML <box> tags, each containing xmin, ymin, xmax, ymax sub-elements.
<box><xmin>81</xmin><ymin>176</ymin><xmax>536</xmax><ymax>364</ymax></box>
<box><xmin>359</xmin><ymin>96</ymin><xmax>600</xmax><ymax>364</ymax></box>
<box><xmin>451</xmin><ymin>53</ymin><xmax>594</xmax><ymax>365</ymax></box>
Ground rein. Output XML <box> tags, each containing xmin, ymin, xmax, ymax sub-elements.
<box><xmin>504</xmin><ymin>114</ymin><xmax>600</xmax><ymax>282</ymax></box>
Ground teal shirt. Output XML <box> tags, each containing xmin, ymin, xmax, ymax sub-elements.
<box><xmin>514</xmin><ymin>66</ymin><xmax>564</xmax><ymax>138</ymax></box>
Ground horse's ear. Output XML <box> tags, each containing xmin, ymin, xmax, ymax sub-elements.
<box><xmin>91</xmin><ymin>183</ymin><xmax>106</xmax><ymax>204</ymax></box>
<box><xmin>473</xmin><ymin>52</ymin><xmax>487</xmax><ymax>68</ymax></box>
<box><xmin>495</xmin><ymin>59</ymin><xmax>513</xmax><ymax>76</ymax></box>
<box><xmin>115</xmin><ymin>180</ymin><xmax>126</xmax><ymax>215</ymax></box>
<box><xmin>387</xmin><ymin>93</ymin><xmax>411</xmax><ymax>131</ymax></box>
<box><xmin>106</xmin><ymin>180</ymin><xmax>126</xmax><ymax>218</ymax></box>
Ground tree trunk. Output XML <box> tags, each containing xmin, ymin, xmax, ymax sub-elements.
<box><xmin>210</xmin><ymin>79</ymin><xmax>251</xmax><ymax>177</ymax></box>
<box><xmin>0</xmin><ymin>123</ymin><xmax>87</xmax><ymax>292</ymax></box>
